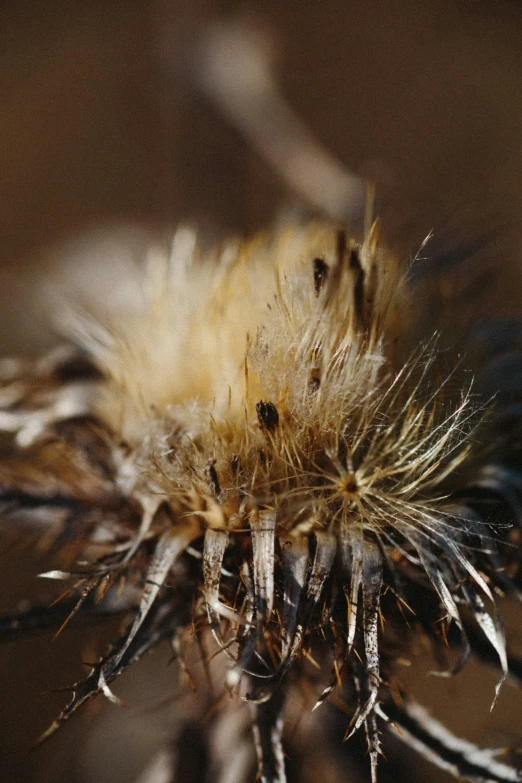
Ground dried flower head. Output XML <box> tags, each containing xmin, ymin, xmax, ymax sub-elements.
<box><xmin>1</xmin><ymin>223</ymin><xmax>521</xmax><ymax>782</ymax></box>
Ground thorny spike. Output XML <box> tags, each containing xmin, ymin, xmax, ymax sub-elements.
<box><xmin>367</xmin><ymin>708</ymin><xmax>381</xmax><ymax>783</ymax></box>
<box><xmin>417</xmin><ymin>546</ymin><xmax>472</xmax><ymax>677</ymax></box>
<box><xmin>119</xmin><ymin>493</ymin><xmax>163</xmax><ymax>568</ymax></box>
<box><xmin>279</xmin><ymin>531</ymin><xmax>309</xmax><ymax>660</ymax></box>
<box><xmin>240</xmin><ymin>560</ymin><xmax>256</xmax><ymax>631</ymax></box>
<box><xmin>251</xmin><ymin>689</ymin><xmax>287</xmax><ymax>783</ymax></box>
<box><xmin>203</xmin><ymin>527</ymin><xmax>231</xmax><ymax>648</ymax></box>
<box><xmin>452</xmin><ymin>502</ymin><xmax>522</xmax><ymax>602</ymax></box>
<box><xmin>104</xmin><ymin>522</ymin><xmax>199</xmax><ymax>679</ymax></box>
<box><xmin>306</xmin><ymin>529</ymin><xmax>337</xmax><ymax>603</ymax></box>
<box><xmin>480</xmin><ymin>535</ymin><xmax>522</xmax><ymax>604</ymax></box>
<box><xmin>345</xmin><ymin>538</ymin><xmax>383</xmax><ymax>748</ymax></box>
<box><xmin>443</xmin><ymin>536</ymin><xmax>508</xmax><ymax>706</ymax></box>
<box><xmin>346</xmin><ymin>528</ymin><xmax>364</xmax><ymax>654</ymax></box>
<box><xmin>354</xmin><ymin>666</ymin><xmax>382</xmax><ymax>783</ymax></box>
<box><xmin>313</xmin><ymin>527</ymin><xmax>367</xmax><ymax>712</ymax></box>
<box><xmin>226</xmin><ymin>562</ymin><xmax>256</xmax><ymax>696</ymax></box>
<box><xmin>250</xmin><ymin>509</ymin><xmax>277</xmax><ymax>620</ymax></box>
<box><xmin>462</xmin><ymin>619</ymin><xmax>522</xmax><ymax>688</ymax></box>
<box><xmin>460</xmin><ymin>580</ymin><xmax>508</xmax><ymax>708</ymax></box>
<box><xmin>361</xmin><ymin>540</ymin><xmax>384</xmax><ymax>781</ymax></box>
<box><xmin>231</xmin><ymin>510</ymin><xmax>279</xmax><ymax>704</ymax></box>
<box><xmin>37</xmin><ymin>592</ymin><xmax>189</xmax><ymax>743</ymax></box>
<box><xmin>281</xmin><ymin>528</ymin><xmax>336</xmax><ymax>687</ymax></box>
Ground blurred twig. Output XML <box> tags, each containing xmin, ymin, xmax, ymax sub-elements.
<box><xmin>190</xmin><ymin>21</ymin><xmax>366</xmax><ymax>226</ymax></box>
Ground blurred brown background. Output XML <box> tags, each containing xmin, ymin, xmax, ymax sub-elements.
<box><xmin>2</xmin><ymin>0</ymin><xmax>522</xmax><ymax>353</ymax></box>
<box><xmin>1</xmin><ymin>0</ymin><xmax>522</xmax><ymax>781</ymax></box>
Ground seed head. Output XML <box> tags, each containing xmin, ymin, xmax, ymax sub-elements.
<box><xmin>0</xmin><ymin>223</ymin><xmax>520</xmax><ymax>783</ymax></box>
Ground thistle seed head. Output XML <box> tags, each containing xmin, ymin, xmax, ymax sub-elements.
<box><xmin>1</xmin><ymin>223</ymin><xmax>521</xmax><ymax>783</ymax></box>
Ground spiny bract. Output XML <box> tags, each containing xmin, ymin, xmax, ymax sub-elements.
<box><xmin>0</xmin><ymin>224</ymin><xmax>521</xmax><ymax>783</ymax></box>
